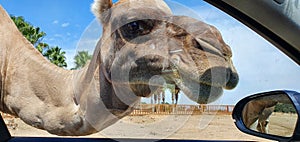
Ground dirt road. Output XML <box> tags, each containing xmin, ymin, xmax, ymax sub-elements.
<box><xmin>6</xmin><ymin>114</ymin><xmax>274</xmax><ymax>141</ymax></box>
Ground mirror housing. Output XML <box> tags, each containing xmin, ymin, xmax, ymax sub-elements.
<box><xmin>232</xmin><ymin>90</ymin><xmax>300</xmax><ymax>141</ymax></box>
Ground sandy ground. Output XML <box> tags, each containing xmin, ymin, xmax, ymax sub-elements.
<box><xmin>5</xmin><ymin>114</ymin><xmax>275</xmax><ymax>141</ymax></box>
<box><xmin>268</xmin><ymin>113</ymin><xmax>297</xmax><ymax>137</ymax></box>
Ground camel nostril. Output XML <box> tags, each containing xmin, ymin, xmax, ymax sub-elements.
<box><xmin>73</xmin><ymin>115</ymin><xmax>84</xmax><ymax>130</ymax></box>
<box><xmin>192</xmin><ymin>39</ymin><xmax>204</xmax><ymax>50</ymax></box>
<box><xmin>225</xmin><ymin>70</ymin><xmax>239</xmax><ymax>90</ymax></box>
<box><xmin>149</xmin><ymin>56</ymin><xmax>160</xmax><ymax>63</ymax></box>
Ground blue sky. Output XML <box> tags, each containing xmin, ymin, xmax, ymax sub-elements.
<box><xmin>0</xmin><ymin>0</ymin><xmax>95</xmax><ymax>67</ymax></box>
<box><xmin>0</xmin><ymin>0</ymin><xmax>299</xmax><ymax>105</ymax></box>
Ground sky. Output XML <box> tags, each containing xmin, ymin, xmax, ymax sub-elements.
<box><xmin>0</xmin><ymin>0</ymin><xmax>299</xmax><ymax>105</ymax></box>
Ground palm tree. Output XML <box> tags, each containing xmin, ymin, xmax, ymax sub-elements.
<box><xmin>72</xmin><ymin>51</ymin><xmax>92</xmax><ymax>70</ymax></box>
<box><xmin>11</xmin><ymin>16</ymin><xmax>67</xmax><ymax>68</ymax></box>
<box><xmin>43</xmin><ymin>46</ymin><xmax>67</xmax><ymax>68</ymax></box>
<box><xmin>11</xmin><ymin>16</ymin><xmax>47</xmax><ymax>53</ymax></box>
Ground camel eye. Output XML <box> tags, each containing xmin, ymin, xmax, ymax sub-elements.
<box><xmin>120</xmin><ymin>20</ymin><xmax>155</xmax><ymax>41</ymax></box>
<box><xmin>126</xmin><ymin>22</ymin><xmax>140</xmax><ymax>32</ymax></box>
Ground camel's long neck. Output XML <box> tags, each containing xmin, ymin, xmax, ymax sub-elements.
<box><xmin>0</xmin><ymin>6</ymin><xmax>79</xmax><ymax>115</ymax></box>
<box><xmin>0</xmin><ymin>6</ymin><xmax>139</xmax><ymax>135</ymax></box>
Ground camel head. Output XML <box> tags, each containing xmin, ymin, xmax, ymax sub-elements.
<box><xmin>92</xmin><ymin>0</ymin><xmax>239</xmax><ymax>108</ymax></box>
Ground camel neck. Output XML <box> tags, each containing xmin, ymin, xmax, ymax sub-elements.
<box><xmin>0</xmin><ymin>6</ymin><xmax>76</xmax><ymax>115</ymax></box>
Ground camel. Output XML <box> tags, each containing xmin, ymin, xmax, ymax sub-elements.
<box><xmin>150</xmin><ymin>87</ymin><xmax>164</xmax><ymax>112</ymax></box>
<box><xmin>149</xmin><ymin>86</ymin><xmax>165</xmax><ymax>112</ymax></box>
<box><xmin>256</xmin><ymin>106</ymin><xmax>274</xmax><ymax>133</ymax></box>
<box><xmin>152</xmin><ymin>87</ymin><xmax>164</xmax><ymax>104</ymax></box>
<box><xmin>0</xmin><ymin>0</ymin><xmax>239</xmax><ymax>136</ymax></box>
<box><xmin>248</xmin><ymin>106</ymin><xmax>275</xmax><ymax>133</ymax></box>
<box><xmin>151</xmin><ymin>85</ymin><xmax>180</xmax><ymax>113</ymax></box>
<box><xmin>172</xmin><ymin>85</ymin><xmax>180</xmax><ymax>105</ymax></box>
<box><xmin>242</xmin><ymin>94</ymin><xmax>292</xmax><ymax>134</ymax></box>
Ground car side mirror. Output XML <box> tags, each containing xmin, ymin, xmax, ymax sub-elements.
<box><xmin>232</xmin><ymin>90</ymin><xmax>300</xmax><ymax>141</ymax></box>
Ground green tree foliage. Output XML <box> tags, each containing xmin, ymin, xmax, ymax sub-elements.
<box><xmin>274</xmin><ymin>103</ymin><xmax>296</xmax><ymax>113</ymax></box>
<box><xmin>44</xmin><ymin>46</ymin><xmax>67</xmax><ymax>68</ymax></box>
<box><xmin>72</xmin><ymin>51</ymin><xmax>92</xmax><ymax>70</ymax></box>
<box><xmin>11</xmin><ymin>16</ymin><xmax>67</xmax><ymax>68</ymax></box>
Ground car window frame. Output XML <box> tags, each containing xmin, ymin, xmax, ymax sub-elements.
<box><xmin>204</xmin><ymin>0</ymin><xmax>300</xmax><ymax>65</ymax></box>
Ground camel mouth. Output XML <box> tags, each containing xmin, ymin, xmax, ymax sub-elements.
<box><xmin>108</xmin><ymin>54</ymin><xmax>237</xmax><ymax>101</ymax></box>
<box><xmin>164</xmin><ymin>67</ymin><xmax>237</xmax><ymax>104</ymax></box>
<box><xmin>163</xmin><ymin>67</ymin><xmax>225</xmax><ymax>103</ymax></box>
<box><xmin>176</xmin><ymin>80</ymin><xmax>224</xmax><ymax>104</ymax></box>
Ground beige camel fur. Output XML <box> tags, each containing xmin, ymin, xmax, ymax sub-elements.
<box><xmin>248</xmin><ymin>106</ymin><xmax>275</xmax><ymax>133</ymax></box>
<box><xmin>0</xmin><ymin>0</ymin><xmax>239</xmax><ymax>136</ymax></box>
<box><xmin>256</xmin><ymin>106</ymin><xmax>274</xmax><ymax>133</ymax></box>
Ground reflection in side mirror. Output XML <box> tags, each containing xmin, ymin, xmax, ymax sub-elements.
<box><xmin>232</xmin><ymin>90</ymin><xmax>300</xmax><ymax>141</ymax></box>
<box><xmin>242</xmin><ymin>94</ymin><xmax>297</xmax><ymax>137</ymax></box>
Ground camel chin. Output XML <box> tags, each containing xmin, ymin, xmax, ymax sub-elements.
<box><xmin>178</xmin><ymin>80</ymin><xmax>224</xmax><ymax>104</ymax></box>
<box><xmin>111</xmin><ymin>65</ymin><xmax>225</xmax><ymax>104</ymax></box>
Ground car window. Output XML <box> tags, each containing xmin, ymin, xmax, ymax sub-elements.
<box><xmin>0</xmin><ymin>0</ymin><xmax>299</xmax><ymax>141</ymax></box>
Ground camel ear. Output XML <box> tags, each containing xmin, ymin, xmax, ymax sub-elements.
<box><xmin>91</xmin><ymin>0</ymin><xmax>113</xmax><ymax>24</ymax></box>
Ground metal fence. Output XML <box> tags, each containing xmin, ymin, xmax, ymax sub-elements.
<box><xmin>130</xmin><ymin>104</ymin><xmax>235</xmax><ymax>115</ymax></box>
